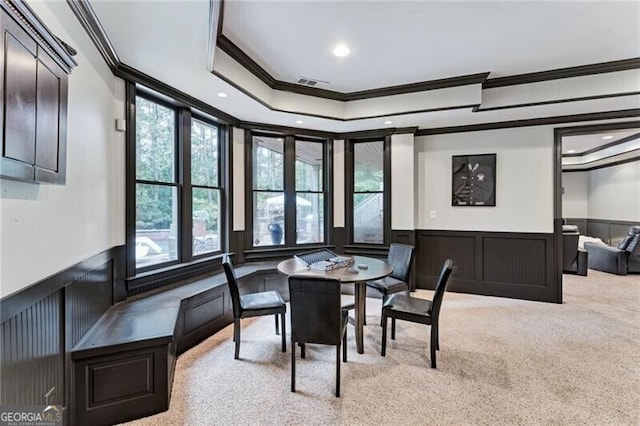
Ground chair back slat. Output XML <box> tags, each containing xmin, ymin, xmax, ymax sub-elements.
<box><xmin>388</xmin><ymin>243</ymin><xmax>415</xmax><ymax>282</ymax></box>
<box><xmin>289</xmin><ymin>276</ymin><xmax>343</xmax><ymax>345</ymax></box>
<box><xmin>429</xmin><ymin>259</ymin><xmax>454</xmax><ymax>321</ymax></box>
<box><xmin>222</xmin><ymin>255</ymin><xmax>241</xmax><ymax>318</ymax></box>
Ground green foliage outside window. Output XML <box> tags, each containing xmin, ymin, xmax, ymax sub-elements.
<box><xmin>135</xmin><ymin>97</ymin><xmax>176</xmax><ymax>230</ymax></box>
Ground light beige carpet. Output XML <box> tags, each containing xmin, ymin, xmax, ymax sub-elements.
<box><xmin>126</xmin><ymin>270</ymin><xmax>639</xmax><ymax>425</ymax></box>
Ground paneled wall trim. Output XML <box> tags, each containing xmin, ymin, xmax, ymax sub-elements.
<box><xmin>416</xmin><ymin>230</ymin><xmax>558</xmax><ymax>303</ymax></box>
<box><xmin>0</xmin><ymin>246</ymin><xmax>124</xmax><ymax>409</ymax></box>
<box><xmin>564</xmin><ymin>218</ymin><xmax>640</xmax><ymax>246</ymax></box>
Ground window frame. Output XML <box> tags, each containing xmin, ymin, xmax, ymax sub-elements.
<box><xmin>125</xmin><ymin>84</ymin><xmax>227</xmax><ymax>281</ymax></box>
<box><xmin>190</xmin><ymin>114</ymin><xmax>224</xmax><ymax>259</ymax></box>
<box><xmin>245</xmin><ymin>131</ymin><xmax>331</xmax><ymax>251</ymax></box>
<box><xmin>345</xmin><ymin>136</ymin><xmax>391</xmax><ymax>247</ymax></box>
<box><xmin>294</xmin><ymin>138</ymin><xmax>326</xmax><ymax>245</ymax></box>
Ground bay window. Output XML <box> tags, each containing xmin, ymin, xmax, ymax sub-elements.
<box><xmin>129</xmin><ymin>89</ymin><xmax>224</xmax><ymax>277</ymax></box>
<box><xmin>249</xmin><ymin>133</ymin><xmax>328</xmax><ymax>249</ymax></box>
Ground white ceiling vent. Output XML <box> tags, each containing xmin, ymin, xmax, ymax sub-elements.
<box><xmin>296</xmin><ymin>76</ymin><xmax>329</xmax><ymax>87</ymax></box>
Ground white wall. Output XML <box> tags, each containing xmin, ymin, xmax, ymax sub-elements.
<box><xmin>232</xmin><ymin>127</ymin><xmax>245</xmax><ymax>231</ymax></box>
<box><xmin>333</xmin><ymin>139</ymin><xmax>345</xmax><ymax>227</ymax></box>
<box><xmin>588</xmin><ymin>161</ymin><xmax>640</xmax><ymax>221</ymax></box>
<box><xmin>415</xmin><ymin>127</ymin><xmax>554</xmax><ymax>233</ymax></box>
<box><xmin>0</xmin><ymin>1</ymin><xmax>124</xmax><ymax>298</ymax></box>
<box><xmin>562</xmin><ymin>172</ymin><xmax>589</xmax><ymax>218</ymax></box>
<box><xmin>391</xmin><ymin>133</ymin><xmax>414</xmax><ymax>230</ymax></box>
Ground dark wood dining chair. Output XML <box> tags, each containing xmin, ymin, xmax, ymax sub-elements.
<box><xmin>366</xmin><ymin>243</ymin><xmax>415</xmax><ymax>325</ymax></box>
<box><xmin>289</xmin><ymin>275</ymin><xmax>348</xmax><ymax>397</ymax></box>
<box><xmin>222</xmin><ymin>255</ymin><xmax>286</xmax><ymax>359</ymax></box>
<box><xmin>381</xmin><ymin>259</ymin><xmax>453</xmax><ymax>368</ymax></box>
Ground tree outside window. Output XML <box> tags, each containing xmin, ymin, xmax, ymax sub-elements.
<box><xmin>250</xmin><ymin>134</ymin><xmax>327</xmax><ymax>248</ymax></box>
<box><xmin>133</xmin><ymin>94</ymin><xmax>223</xmax><ymax>272</ymax></box>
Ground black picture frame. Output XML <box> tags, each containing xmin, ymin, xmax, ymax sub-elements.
<box><xmin>452</xmin><ymin>153</ymin><xmax>496</xmax><ymax>206</ymax></box>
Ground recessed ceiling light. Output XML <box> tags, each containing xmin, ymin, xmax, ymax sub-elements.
<box><xmin>295</xmin><ymin>120</ymin><xmax>304</xmax><ymax>125</ymax></box>
<box><xmin>333</xmin><ymin>44</ymin><xmax>351</xmax><ymax>57</ymax></box>
<box><xmin>217</xmin><ymin>92</ymin><xmax>228</xmax><ymax>98</ymax></box>
<box><xmin>567</xmin><ymin>149</ymin><xmax>576</xmax><ymax>153</ymax></box>
<box><xmin>384</xmin><ymin>120</ymin><xmax>393</xmax><ymax>125</ymax></box>
<box><xmin>602</xmin><ymin>135</ymin><xmax>614</xmax><ymax>140</ymax></box>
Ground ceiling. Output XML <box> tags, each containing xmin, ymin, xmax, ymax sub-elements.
<box><xmin>86</xmin><ymin>0</ymin><xmax>640</xmax><ymax>133</ymax></box>
<box><xmin>562</xmin><ymin>128</ymin><xmax>640</xmax><ymax>171</ymax></box>
<box><xmin>222</xmin><ymin>1</ymin><xmax>637</xmax><ymax>93</ymax></box>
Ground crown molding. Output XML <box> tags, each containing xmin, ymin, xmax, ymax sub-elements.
<box><xmin>3</xmin><ymin>0</ymin><xmax>78</xmax><ymax>73</ymax></box>
<box><xmin>214</xmin><ymin>3</ymin><xmax>640</xmax><ymax>100</ymax></box>
<box><xmin>474</xmin><ymin>91</ymin><xmax>640</xmax><ymax>113</ymax></box>
<box><xmin>115</xmin><ymin>64</ymin><xmax>240</xmax><ymax>126</ymax></box>
<box><xmin>563</xmin><ymin>156</ymin><xmax>639</xmax><ymax>172</ymax></box>
<box><xmin>66</xmin><ymin>2</ymin><xmax>640</xmax><ymax>138</ymax></box>
<box><xmin>415</xmin><ymin>109</ymin><xmax>640</xmax><ymax>136</ymax></box>
<box><xmin>66</xmin><ymin>0</ymin><xmax>117</xmax><ymax>71</ymax></box>
<box><xmin>207</xmin><ymin>0</ymin><xmax>222</xmax><ymax>72</ymax></box>
<box><xmin>216</xmin><ymin>34</ymin><xmax>490</xmax><ymax>102</ymax></box>
<box><xmin>484</xmin><ymin>57</ymin><xmax>640</xmax><ymax>89</ymax></box>
<box><xmin>563</xmin><ymin>131</ymin><xmax>640</xmax><ymax>157</ymax></box>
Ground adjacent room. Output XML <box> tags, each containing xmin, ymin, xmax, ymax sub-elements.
<box><xmin>1</xmin><ymin>1</ymin><xmax>638</xmax><ymax>425</ymax></box>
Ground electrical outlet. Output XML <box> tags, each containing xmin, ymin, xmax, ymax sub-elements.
<box><xmin>452</xmin><ymin>266</ymin><xmax>459</xmax><ymax>276</ymax></box>
<box><xmin>45</xmin><ymin>387</ymin><xmax>55</xmax><ymax>405</ymax></box>
<box><xmin>430</xmin><ymin>210</ymin><xmax>437</xmax><ymax>219</ymax></box>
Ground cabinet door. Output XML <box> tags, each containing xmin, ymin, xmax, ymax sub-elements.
<box><xmin>0</xmin><ymin>8</ymin><xmax>69</xmax><ymax>184</ymax></box>
<box><xmin>35</xmin><ymin>50</ymin><xmax>67</xmax><ymax>184</ymax></box>
<box><xmin>1</xmin><ymin>12</ymin><xmax>37</xmax><ymax>181</ymax></box>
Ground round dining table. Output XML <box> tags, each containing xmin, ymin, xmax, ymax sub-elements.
<box><xmin>277</xmin><ymin>255</ymin><xmax>393</xmax><ymax>354</ymax></box>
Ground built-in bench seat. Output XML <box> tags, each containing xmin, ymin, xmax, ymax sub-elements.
<box><xmin>71</xmin><ymin>261</ymin><xmax>285</xmax><ymax>426</ymax></box>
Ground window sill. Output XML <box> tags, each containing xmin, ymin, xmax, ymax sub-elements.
<box><xmin>125</xmin><ymin>253</ymin><xmax>227</xmax><ymax>296</ymax></box>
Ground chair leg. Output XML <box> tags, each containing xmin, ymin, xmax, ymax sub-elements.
<box><xmin>342</xmin><ymin>331</ymin><xmax>347</xmax><ymax>362</ymax></box>
<box><xmin>391</xmin><ymin>317</ymin><xmax>396</xmax><ymax>340</ymax></box>
<box><xmin>234</xmin><ymin>318</ymin><xmax>241</xmax><ymax>360</ymax></box>
<box><xmin>435</xmin><ymin>321</ymin><xmax>440</xmax><ymax>351</ymax></box>
<box><xmin>336</xmin><ymin>345</ymin><xmax>341</xmax><ymax>397</ymax></box>
<box><xmin>275</xmin><ymin>314</ymin><xmax>279</xmax><ymax>335</ymax></box>
<box><xmin>381</xmin><ymin>314</ymin><xmax>387</xmax><ymax>356</ymax></box>
<box><xmin>291</xmin><ymin>339</ymin><xmax>296</xmax><ymax>392</ymax></box>
<box><xmin>379</xmin><ymin>293</ymin><xmax>388</xmax><ymax>327</ymax></box>
<box><xmin>281</xmin><ymin>312</ymin><xmax>286</xmax><ymax>352</ymax></box>
<box><xmin>430</xmin><ymin>324</ymin><xmax>437</xmax><ymax>369</ymax></box>
<box><xmin>301</xmin><ymin>343</ymin><xmax>306</xmax><ymax>359</ymax></box>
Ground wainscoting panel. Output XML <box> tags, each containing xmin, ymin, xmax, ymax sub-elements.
<box><xmin>74</xmin><ymin>345</ymin><xmax>170</xmax><ymax>426</ymax></box>
<box><xmin>564</xmin><ymin>218</ymin><xmax>639</xmax><ymax>246</ymax></box>
<box><xmin>65</xmin><ymin>260</ymin><xmax>113</xmax><ymax>348</ymax></box>
<box><xmin>417</xmin><ymin>233</ymin><xmax>476</xmax><ymax>281</ymax></box>
<box><xmin>0</xmin><ymin>291</ymin><xmax>64</xmax><ymax>406</ymax></box>
<box><xmin>391</xmin><ymin>229</ymin><xmax>416</xmax><ymax>246</ymax></box>
<box><xmin>564</xmin><ymin>218</ymin><xmax>588</xmax><ymax>235</ymax></box>
<box><xmin>0</xmin><ymin>247</ymin><xmax>124</xmax><ymax>414</ymax></box>
<box><xmin>483</xmin><ymin>237</ymin><xmax>546</xmax><ymax>286</ymax></box>
<box><xmin>588</xmin><ymin>221</ymin><xmax>610</xmax><ymax>244</ymax></box>
<box><xmin>416</xmin><ymin>230</ymin><xmax>557</xmax><ymax>303</ymax></box>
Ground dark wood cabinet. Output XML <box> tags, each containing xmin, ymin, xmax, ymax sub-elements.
<box><xmin>1</xmin><ymin>1</ymin><xmax>75</xmax><ymax>184</ymax></box>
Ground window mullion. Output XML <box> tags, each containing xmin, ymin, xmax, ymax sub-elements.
<box><xmin>284</xmin><ymin>136</ymin><xmax>297</xmax><ymax>246</ymax></box>
<box><xmin>179</xmin><ymin>108</ymin><xmax>192</xmax><ymax>263</ymax></box>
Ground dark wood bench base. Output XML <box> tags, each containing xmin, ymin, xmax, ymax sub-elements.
<box><xmin>71</xmin><ymin>262</ymin><xmax>285</xmax><ymax>425</ymax></box>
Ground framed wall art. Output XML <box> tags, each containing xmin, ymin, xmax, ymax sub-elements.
<box><xmin>452</xmin><ymin>154</ymin><xmax>496</xmax><ymax>206</ymax></box>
